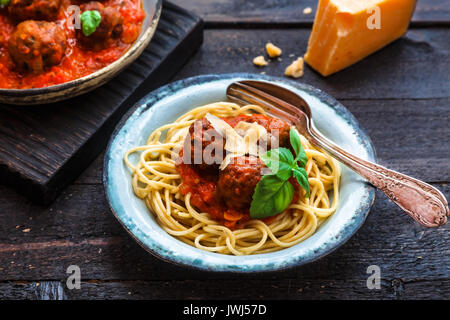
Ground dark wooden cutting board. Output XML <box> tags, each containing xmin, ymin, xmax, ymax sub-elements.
<box><xmin>0</xmin><ymin>1</ymin><xmax>203</xmax><ymax>205</ymax></box>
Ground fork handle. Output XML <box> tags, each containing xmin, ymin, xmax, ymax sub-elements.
<box><xmin>307</xmin><ymin>124</ymin><xmax>449</xmax><ymax>228</ymax></box>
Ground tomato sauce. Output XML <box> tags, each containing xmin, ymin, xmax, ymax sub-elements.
<box><xmin>177</xmin><ymin>115</ymin><xmax>300</xmax><ymax>230</ymax></box>
<box><xmin>0</xmin><ymin>0</ymin><xmax>145</xmax><ymax>89</ymax></box>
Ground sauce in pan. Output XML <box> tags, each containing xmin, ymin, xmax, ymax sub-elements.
<box><xmin>0</xmin><ymin>0</ymin><xmax>145</xmax><ymax>89</ymax></box>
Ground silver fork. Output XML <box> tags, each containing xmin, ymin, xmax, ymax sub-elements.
<box><xmin>227</xmin><ymin>80</ymin><xmax>449</xmax><ymax>228</ymax></box>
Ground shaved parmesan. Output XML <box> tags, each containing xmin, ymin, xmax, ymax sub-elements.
<box><xmin>205</xmin><ymin>113</ymin><xmax>268</xmax><ymax>169</ymax></box>
<box><xmin>235</xmin><ymin>121</ymin><xmax>267</xmax><ymax>156</ymax></box>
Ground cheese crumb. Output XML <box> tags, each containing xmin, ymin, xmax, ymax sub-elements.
<box><xmin>303</xmin><ymin>7</ymin><xmax>312</xmax><ymax>14</ymax></box>
<box><xmin>265</xmin><ymin>42</ymin><xmax>282</xmax><ymax>58</ymax></box>
<box><xmin>253</xmin><ymin>55</ymin><xmax>268</xmax><ymax>67</ymax></box>
<box><xmin>285</xmin><ymin>57</ymin><xmax>304</xmax><ymax>78</ymax></box>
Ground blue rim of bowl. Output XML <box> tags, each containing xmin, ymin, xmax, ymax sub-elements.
<box><xmin>103</xmin><ymin>73</ymin><xmax>377</xmax><ymax>273</ymax></box>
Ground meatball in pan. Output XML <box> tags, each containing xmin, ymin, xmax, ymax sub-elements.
<box><xmin>77</xmin><ymin>1</ymin><xmax>123</xmax><ymax>50</ymax></box>
<box><xmin>8</xmin><ymin>20</ymin><xmax>67</xmax><ymax>73</ymax></box>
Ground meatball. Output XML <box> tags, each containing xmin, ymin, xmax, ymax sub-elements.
<box><xmin>77</xmin><ymin>1</ymin><xmax>123</xmax><ymax>49</ymax></box>
<box><xmin>8</xmin><ymin>0</ymin><xmax>61</xmax><ymax>22</ymax></box>
<box><xmin>183</xmin><ymin>118</ymin><xmax>225</xmax><ymax>172</ymax></box>
<box><xmin>264</xmin><ymin>117</ymin><xmax>291</xmax><ymax>148</ymax></box>
<box><xmin>250</xmin><ymin>114</ymin><xmax>291</xmax><ymax>149</ymax></box>
<box><xmin>217</xmin><ymin>156</ymin><xmax>266</xmax><ymax>210</ymax></box>
<box><xmin>8</xmin><ymin>20</ymin><xmax>67</xmax><ymax>73</ymax></box>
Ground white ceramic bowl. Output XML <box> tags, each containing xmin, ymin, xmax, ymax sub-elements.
<box><xmin>104</xmin><ymin>73</ymin><xmax>376</xmax><ymax>272</ymax></box>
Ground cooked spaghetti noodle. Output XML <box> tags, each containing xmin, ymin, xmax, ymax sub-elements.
<box><xmin>124</xmin><ymin>102</ymin><xmax>341</xmax><ymax>255</ymax></box>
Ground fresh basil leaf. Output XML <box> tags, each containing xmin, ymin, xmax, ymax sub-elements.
<box><xmin>250</xmin><ymin>175</ymin><xmax>294</xmax><ymax>219</ymax></box>
<box><xmin>290</xmin><ymin>127</ymin><xmax>307</xmax><ymax>167</ymax></box>
<box><xmin>289</xmin><ymin>127</ymin><xmax>302</xmax><ymax>157</ymax></box>
<box><xmin>260</xmin><ymin>147</ymin><xmax>295</xmax><ymax>179</ymax></box>
<box><xmin>81</xmin><ymin>10</ymin><xmax>102</xmax><ymax>37</ymax></box>
<box><xmin>0</xmin><ymin>0</ymin><xmax>10</xmax><ymax>7</ymax></box>
<box><xmin>274</xmin><ymin>169</ymin><xmax>292</xmax><ymax>181</ymax></box>
<box><xmin>273</xmin><ymin>181</ymin><xmax>294</xmax><ymax>213</ymax></box>
<box><xmin>293</xmin><ymin>168</ymin><xmax>310</xmax><ymax>197</ymax></box>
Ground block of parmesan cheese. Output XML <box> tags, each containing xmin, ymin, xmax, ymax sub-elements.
<box><xmin>304</xmin><ymin>0</ymin><xmax>416</xmax><ymax>76</ymax></box>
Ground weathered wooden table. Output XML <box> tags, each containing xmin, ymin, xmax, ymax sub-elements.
<box><xmin>1</xmin><ymin>0</ymin><xmax>449</xmax><ymax>299</ymax></box>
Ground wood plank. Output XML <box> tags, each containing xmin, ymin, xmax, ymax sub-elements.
<box><xmin>0</xmin><ymin>2</ymin><xmax>204</xmax><ymax>205</ymax></box>
<box><xmin>0</xmin><ymin>183</ymin><xmax>448</xmax><ymax>284</ymax></box>
<box><xmin>347</xmin><ymin>99</ymin><xmax>450</xmax><ymax>183</ymax></box>
<box><xmin>174</xmin><ymin>29</ymin><xmax>450</xmax><ymax>100</ymax></box>
<box><xmin>170</xmin><ymin>0</ymin><xmax>450</xmax><ymax>26</ymax></box>
<box><xmin>0</xmin><ymin>278</ymin><xmax>448</xmax><ymax>299</ymax></box>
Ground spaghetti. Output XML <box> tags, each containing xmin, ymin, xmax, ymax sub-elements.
<box><xmin>124</xmin><ymin>102</ymin><xmax>341</xmax><ymax>255</ymax></box>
